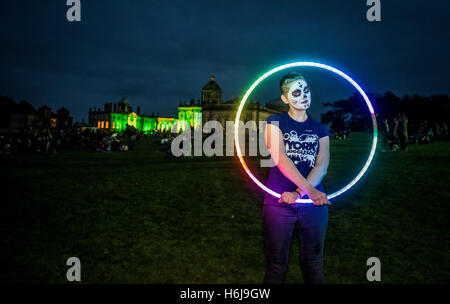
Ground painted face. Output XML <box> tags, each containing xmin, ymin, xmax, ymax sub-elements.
<box><xmin>286</xmin><ymin>79</ymin><xmax>311</xmax><ymax>110</ymax></box>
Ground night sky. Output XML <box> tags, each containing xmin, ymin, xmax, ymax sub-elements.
<box><xmin>0</xmin><ymin>0</ymin><xmax>449</xmax><ymax>122</ymax></box>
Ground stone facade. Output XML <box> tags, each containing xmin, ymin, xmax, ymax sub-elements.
<box><xmin>178</xmin><ymin>75</ymin><xmax>282</xmax><ymax>130</ymax></box>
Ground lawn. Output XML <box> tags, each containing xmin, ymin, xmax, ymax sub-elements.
<box><xmin>1</xmin><ymin>133</ymin><xmax>449</xmax><ymax>283</ymax></box>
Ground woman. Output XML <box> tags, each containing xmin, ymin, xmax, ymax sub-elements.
<box><xmin>263</xmin><ymin>72</ymin><xmax>331</xmax><ymax>284</ymax></box>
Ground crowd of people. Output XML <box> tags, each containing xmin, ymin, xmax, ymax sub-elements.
<box><xmin>0</xmin><ymin>124</ymin><xmax>161</xmax><ymax>154</ymax></box>
<box><xmin>2</xmin><ymin>115</ymin><xmax>448</xmax><ymax>155</ymax></box>
<box><xmin>379</xmin><ymin>112</ymin><xmax>448</xmax><ymax>152</ymax></box>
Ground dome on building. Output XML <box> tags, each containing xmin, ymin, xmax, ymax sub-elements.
<box><xmin>202</xmin><ymin>75</ymin><xmax>222</xmax><ymax>92</ymax></box>
<box><xmin>201</xmin><ymin>75</ymin><xmax>222</xmax><ymax>106</ymax></box>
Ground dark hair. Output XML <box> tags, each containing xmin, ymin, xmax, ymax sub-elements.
<box><xmin>280</xmin><ymin>72</ymin><xmax>306</xmax><ymax>95</ymax></box>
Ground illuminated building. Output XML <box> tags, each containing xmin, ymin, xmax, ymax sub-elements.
<box><xmin>88</xmin><ymin>97</ymin><xmax>175</xmax><ymax>133</ymax></box>
<box><xmin>88</xmin><ymin>76</ymin><xmax>281</xmax><ymax>134</ymax></box>
<box><xmin>178</xmin><ymin>75</ymin><xmax>281</xmax><ymax>130</ymax></box>
<box><xmin>178</xmin><ymin>100</ymin><xmax>202</xmax><ymax>131</ymax></box>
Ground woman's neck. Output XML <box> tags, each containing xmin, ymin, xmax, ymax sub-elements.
<box><xmin>288</xmin><ymin>107</ymin><xmax>308</xmax><ymax>122</ymax></box>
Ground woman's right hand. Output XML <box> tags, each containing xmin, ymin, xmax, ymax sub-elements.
<box><xmin>306</xmin><ymin>186</ymin><xmax>330</xmax><ymax>206</ymax></box>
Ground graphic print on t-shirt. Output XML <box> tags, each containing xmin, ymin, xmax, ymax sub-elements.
<box><xmin>283</xmin><ymin>130</ymin><xmax>319</xmax><ymax>167</ymax></box>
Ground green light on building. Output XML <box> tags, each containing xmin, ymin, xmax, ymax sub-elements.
<box><xmin>90</xmin><ymin>97</ymin><xmax>200</xmax><ymax>134</ymax></box>
<box><xmin>178</xmin><ymin>106</ymin><xmax>202</xmax><ymax>130</ymax></box>
<box><xmin>110</xmin><ymin>112</ymin><xmax>161</xmax><ymax>134</ymax></box>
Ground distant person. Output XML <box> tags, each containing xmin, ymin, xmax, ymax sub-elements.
<box><xmin>427</xmin><ymin>126</ymin><xmax>434</xmax><ymax>143</ymax></box>
<box><xmin>126</xmin><ymin>124</ymin><xmax>137</xmax><ymax>151</ymax></box>
<box><xmin>415</xmin><ymin>121</ymin><xmax>425</xmax><ymax>144</ymax></box>
<box><xmin>398</xmin><ymin>112</ymin><xmax>408</xmax><ymax>151</ymax></box>
<box><xmin>416</xmin><ymin>120</ymin><xmax>429</xmax><ymax>144</ymax></box>
<box><xmin>263</xmin><ymin>72</ymin><xmax>330</xmax><ymax>284</ymax></box>
<box><xmin>380</xmin><ymin>118</ymin><xmax>394</xmax><ymax>152</ymax></box>
<box><xmin>442</xmin><ymin>122</ymin><xmax>448</xmax><ymax>138</ymax></box>
<box><xmin>393</xmin><ymin>116</ymin><xmax>400</xmax><ymax>151</ymax></box>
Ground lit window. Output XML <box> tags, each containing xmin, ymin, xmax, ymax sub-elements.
<box><xmin>112</xmin><ymin>122</ymin><xmax>115</xmax><ymax>128</ymax></box>
<box><xmin>101</xmin><ymin>121</ymin><xmax>104</xmax><ymax>129</ymax></box>
<box><xmin>106</xmin><ymin>121</ymin><xmax>109</xmax><ymax>129</ymax></box>
<box><xmin>97</xmin><ymin>121</ymin><xmax>100</xmax><ymax>128</ymax></box>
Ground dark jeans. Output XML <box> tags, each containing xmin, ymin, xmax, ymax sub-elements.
<box><xmin>262</xmin><ymin>199</ymin><xmax>328</xmax><ymax>284</ymax></box>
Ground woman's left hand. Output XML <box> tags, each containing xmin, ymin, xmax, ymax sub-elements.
<box><xmin>278</xmin><ymin>191</ymin><xmax>300</xmax><ymax>204</ymax></box>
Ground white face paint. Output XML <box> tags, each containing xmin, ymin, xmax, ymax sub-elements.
<box><xmin>286</xmin><ymin>79</ymin><xmax>311</xmax><ymax>110</ymax></box>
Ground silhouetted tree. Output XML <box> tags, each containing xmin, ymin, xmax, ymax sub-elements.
<box><xmin>321</xmin><ymin>93</ymin><xmax>370</xmax><ymax>134</ymax></box>
<box><xmin>321</xmin><ymin>91</ymin><xmax>450</xmax><ymax>137</ymax></box>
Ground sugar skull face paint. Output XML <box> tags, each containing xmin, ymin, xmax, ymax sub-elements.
<box><xmin>286</xmin><ymin>79</ymin><xmax>311</xmax><ymax>110</ymax></box>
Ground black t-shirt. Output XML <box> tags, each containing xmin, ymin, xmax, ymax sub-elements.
<box><xmin>265</xmin><ymin>112</ymin><xmax>331</xmax><ymax>202</ymax></box>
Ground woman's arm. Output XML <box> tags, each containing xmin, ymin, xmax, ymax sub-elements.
<box><xmin>265</xmin><ymin>123</ymin><xmax>328</xmax><ymax>205</ymax></box>
<box><xmin>305</xmin><ymin>136</ymin><xmax>330</xmax><ymax>188</ymax></box>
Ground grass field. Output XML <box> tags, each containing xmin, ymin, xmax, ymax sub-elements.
<box><xmin>1</xmin><ymin>133</ymin><xmax>449</xmax><ymax>283</ymax></box>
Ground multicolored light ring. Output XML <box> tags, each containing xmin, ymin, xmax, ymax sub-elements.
<box><xmin>234</xmin><ymin>61</ymin><xmax>378</xmax><ymax>203</ymax></box>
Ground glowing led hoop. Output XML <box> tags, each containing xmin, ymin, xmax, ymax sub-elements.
<box><xmin>234</xmin><ymin>62</ymin><xmax>378</xmax><ymax>203</ymax></box>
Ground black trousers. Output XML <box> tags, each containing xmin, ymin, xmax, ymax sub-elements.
<box><xmin>262</xmin><ymin>199</ymin><xmax>328</xmax><ymax>284</ymax></box>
